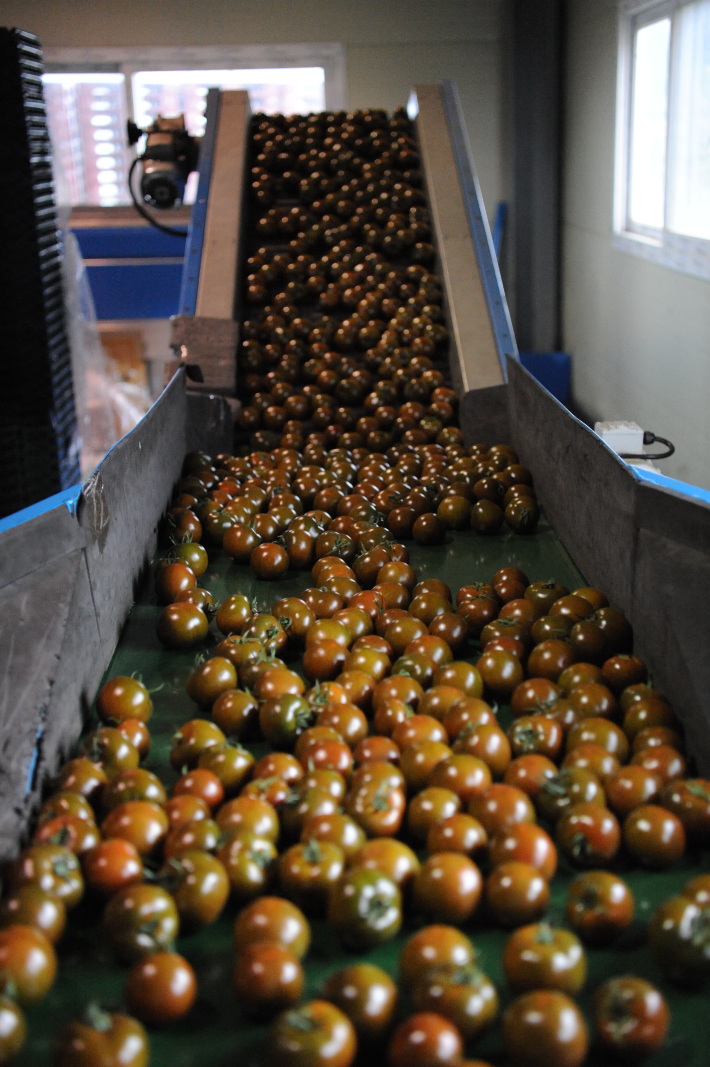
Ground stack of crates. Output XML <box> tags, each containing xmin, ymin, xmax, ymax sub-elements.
<box><xmin>0</xmin><ymin>28</ymin><xmax>80</xmax><ymax>519</ymax></box>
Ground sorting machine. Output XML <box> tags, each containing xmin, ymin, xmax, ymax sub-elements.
<box><xmin>0</xmin><ymin>75</ymin><xmax>709</xmax><ymax>1067</ymax></box>
<box><xmin>1</xmin><ymin>81</ymin><xmax>709</xmax><ymax>860</ymax></box>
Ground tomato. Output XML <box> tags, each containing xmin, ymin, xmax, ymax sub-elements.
<box><xmin>353</xmin><ymin>838</ymin><xmax>421</xmax><ymax>889</ymax></box>
<box><xmin>452</xmin><ymin>721</ymin><xmax>510</xmax><ymax>778</ymax></box>
<box><xmin>269</xmin><ymin>1000</ymin><xmax>357</xmax><ymax>1067</ymax></box>
<box><xmin>468</xmin><ymin>784</ymin><xmax>535</xmax><ymax>837</ymax></box>
<box><xmin>255</xmin><ymin>667</ymin><xmax>308</xmax><ymax>704</ymax></box>
<box><xmin>561</xmin><ymin>744</ymin><xmax>621</xmax><ymax>785</ymax></box>
<box><xmin>489</xmin><ymin>823</ymin><xmax>557</xmax><ymax>880</ymax></box>
<box><xmin>164</xmin><ymin>818</ymin><xmax>221</xmax><ymax>859</ymax></box>
<box><xmin>660</xmin><ymin>778</ymin><xmax>710</xmax><ymax>844</ymax></box>
<box><xmin>102</xmin><ymin>767</ymin><xmax>167</xmax><ymax>812</ymax></box>
<box><xmin>185</xmin><ymin>659</ymin><xmax>237</xmax><ymax>707</ymax></box>
<box><xmin>97</xmin><ymin>676</ymin><xmax>153</xmax><ymax>724</ymax></box>
<box><xmin>526</xmin><ymin>640</ymin><xmax>576</xmax><ymax>682</ymax></box>
<box><xmin>393</xmin><ymin>714</ymin><xmax>447</xmax><ymax>749</ymax></box>
<box><xmin>156</xmin><ymin>601</ymin><xmax>208</xmax><ymax>649</ymax></box>
<box><xmin>215</xmin><ymin>593</ymin><xmax>253</xmax><ymax>635</ymax></box>
<box><xmin>198</xmin><ymin>742</ymin><xmax>255</xmax><ymax>797</ymax></box>
<box><xmin>433</xmin><ymin>661</ymin><xmax>483</xmax><ymax>699</ymax></box>
<box><xmin>407</xmin><ymin>788</ymin><xmax>461</xmax><ymax>842</ymax></box>
<box><xmin>126</xmin><ymin>951</ymin><xmax>197</xmax><ymax>1024</ymax></box>
<box><xmin>164</xmin><ymin>794</ymin><xmax>210</xmax><ymax>830</ymax></box>
<box><xmin>682</xmin><ymin>874</ymin><xmax>710</xmax><ymax>905</ymax></box>
<box><xmin>78</xmin><ymin>727</ymin><xmax>140</xmax><ymax>778</ymax></box>
<box><xmin>33</xmin><ymin>814</ymin><xmax>99</xmax><ymax>856</ymax></box>
<box><xmin>0</xmin><ymin>925</ymin><xmax>56</xmax><ymax>1006</ymax></box>
<box><xmin>217</xmin><ymin>833</ymin><xmax>278</xmax><ymax>899</ymax></box>
<box><xmin>8</xmin><ymin>844</ymin><xmax>84</xmax><ymax>909</ymax></box>
<box><xmin>159</xmin><ymin>850</ymin><xmax>229</xmax><ymax>930</ymax></box>
<box><xmin>279</xmin><ymin>840</ymin><xmax>345</xmax><ymax>915</ymax></box>
<box><xmin>103</xmin><ymin>884</ymin><xmax>179</xmax><ymax>962</ymax></box>
<box><xmin>82</xmin><ymin>839</ymin><xmax>143</xmax><ymax>898</ymax></box>
<box><xmin>101</xmin><ymin>800</ymin><xmax>168</xmax><ymax>858</ymax></box>
<box><xmin>535</xmin><ymin>768</ymin><xmax>605</xmax><ymax>823</ymax></box>
<box><xmin>281</xmin><ymin>787</ymin><xmax>340</xmax><ymax>842</ymax></box>
<box><xmin>345</xmin><ymin>777</ymin><xmax>407</xmax><ymax>837</ymax></box>
<box><xmin>353</xmin><ymin>735</ymin><xmax>400</xmax><ymax>766</ymax></box>
<box><xmin>0</xmin><ymin>885</ymin><xmax>66</xmax><ymax>945</ymax></box>
<box><xmin>504</xmin><ymin>755</ymin><xmax>557</xmax><ymax>800</ymax></box>
<box><xmin>508</xmin><ymin>716</ymin><xmax>563</xmax><ymax>762</ymax></box>
<box><xmin>503</xmin><ymin>922</ymin><xmax>585</xmax><ymax>995</ymax></box>
<box><xmin>412</xmin><ymin>853</ymin><xmax>482</xmax><ymax>924</ymax></box>
<box><xmin>322</xmin><ymin>963</ymin><xmax>398</xmax><ymax>1043</ymax></box>
<box><xmin>502</xmin><ymin>990</ymin><xmax>588</xmax><ymax>1067</ymax></box>
<box><xmin>300</xmin><ymin>812</ymin><xmax>366</xmax><ymax>862</ymax></box>
<box><xmin>631</xmin><ymin>745</ymin><xmax>686</xmax><ymax>786</ymax></box>
<box><xmin>234</xmin><ymin>942</ymin><xmax>304</xmax><ymax>1017</ymax></box>
<box><xmin>400</xmin><ymin>741</ymin><xmax>453</xmax><ymax>793</ymax></box>
<box><xmin>39</xmin><ymin>791</ymin><xmax>95</xmax><ymax>827</ymax></box>
<box><xmin>388</xmin><ymin>1012</ymin><xmax>462</xmax><ymax>1067</ymax></box>
<box><xmin>477</xmin><ymin>649</ymin><xmax>524</xmax><ymax>699</ymax></box>
<box><xmin>594</xmin><ymin>976</ymin><xmax>668</xmax><ymax>1059</ymax></box>
<box><xmin>155</xmin><ymin>561</ymin><xmax>196</xmax><ymax>604</ymax></box>
<box><xmin>412</xmin><ymin>964</ymin><xmax>498</xmax><ymax>1041</ymax></box>
<box><xmin>251</xmin><ymin>542</ymin><xmax>290</xmax><ymax>579</ymax></box>
<box><xmin>555</xmin><ymin>803</ymin><xmax>621</xmax><ymax>867</ymax></box>
<box><xmin>328</xmin><ymin>868</ymin><xmax>402</xmax><ymax>949</ymax></box>
<box><xmin>170</xmin><ymin>719</ymin><xmax>227</xmax><ymax>770</ymax></box>
<box><xmin>565</xmin><ymin>870</ymin><xmax>634</xmax><ymax>944</ymax></box>
<box><xmin>623</xmin><ymin>804</ymin><xmax>685</xmax><ymax>868</ymax></box>
<box><xmin>426</xmin><ymin>814</ymin><xmax>488</xmax><ymax>860</ymax></box>
<box><xmin>211</xmin><ymin>688</ymin><xmax>259</xmax><ymax>739</ymax></box>
<box><xmin>400</xmin><ymin>926</ymin><xmax>475</xmax><ymax>988</ymax></box>
<box><xmin>429</xmin><ymin>755</ymin><xmax>492</xmax><ymax>804</ymax></box>
<box><xmin>234</xmin><ymin>896</ymin><xmax>311</xmax><ymax>959</ymax></box>
<box><xmin>216</xmin><ymin>796</ymin><xmax>279</xmax><ymax>841</ymax></box>
<box><xmin>623</xmin><ymin>694</ymin><xmax>677</xmax><ymax>738</ymax></box>
<box><xmin>0</xmin><ymin>997</ymin><xmax>25</xmax><ymax>1063</ymax></box>
<box><xmin>558</xmin><ymin>662</ymin><xmax>604</xmax><ymax>694</ymax></box>
<box><xmin>649</xmin><ymin>894</ymin><xmax>710</xmax><ymax>985</ymax></box>
<box><xmin>486</xmin><ymin>862</ymin><xmax>550</xmax><ymax>927</ymax></box>
<box><xmin>54</xmin><ymin>1008</ymin><xmax>148</xmax><ymax>1067</ymax></box>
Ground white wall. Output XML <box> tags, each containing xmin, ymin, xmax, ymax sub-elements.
<box><xmin>0</xmin><ymin>0</ymin><xmax>508</xmax><ymax>222</ymax></box>
<box><xmin>563</xmin><ymin>0</ymin><xmax>710</xmax><ymax>490</ymax></box>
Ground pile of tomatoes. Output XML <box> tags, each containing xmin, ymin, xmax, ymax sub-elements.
<box><xmin>1</xmin><ymin>106</ymin><xmax>708</xmax><ymax>1067</ymax></box>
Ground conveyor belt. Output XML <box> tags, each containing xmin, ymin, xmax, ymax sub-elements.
<box><xmin>16</xmin><ymin>528</ymin><xmax>709</xmax><ymax>1066</ymax></box>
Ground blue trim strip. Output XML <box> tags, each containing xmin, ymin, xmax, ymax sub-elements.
<box><xmin>630</xmin><ymin>466</ymin><xmax>710</xmax><ymax>507</ymax></box>
<box><xmin>438</xmin><ymin>79</ymin><xmax>518</xmax><ymax>376</ymax></box>
<box><xmin>179</xmin><ymin>88</ymin><xmax>221</xmax><ymax>316</ymax></box>
<box><xmin>0</xmin><ymin>484</ymin><xmax>82</xmax><ymax>534</ymax></box>
<box><xmin>492</xmin><ymin>202</ymin><xmax>506</xmax><ymax>261</ymax></box>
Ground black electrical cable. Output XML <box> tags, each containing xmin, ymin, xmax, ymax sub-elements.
<box><xmin>620</xmin><ymin>431</ymin><xmax>675</xmax><ymax>460</ymax></box>
<box><xmin>127</xmin><ymin>157</ymin><xmax>189</xmax><ymax>238</ymax></box>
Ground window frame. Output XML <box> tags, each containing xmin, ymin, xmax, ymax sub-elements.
<box><xmin>44</xmin><ymin>43</ymin><xmax>346</xmax><ymax>211</ymax></box>
<box><xmin>614</xmin><ymin>0</ymin><xmax>710</xmax><ymax>281</ymax></box>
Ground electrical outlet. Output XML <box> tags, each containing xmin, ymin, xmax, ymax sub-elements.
<box><xmin>594</xmin><ymin>420</ymin><xmax>645</xmax><ymax>456</ymax></box>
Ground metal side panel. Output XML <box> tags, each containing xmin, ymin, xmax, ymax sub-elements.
<box><xmin>506</xmin><ymin>355</ymin><xmax>638</xmax><ymax>615</ymax></box>
<box><xmin>77</xmin><ymin>369</ymin><xmax>187</xmax><ymax>670</ymax></box>
<box><xmin>412</xmin><ymin>81</ymin><xmax>514</xmax><ymax>412</ymax></box>
<box><xmin>179</xmin><ymin>87</ymin><xmax>221</xmax><ymax>317</ymax></box>
<box><xmin>195</xmin><ymin>90</ymin><xmax>251</xmax><ymax>321</ymax></box>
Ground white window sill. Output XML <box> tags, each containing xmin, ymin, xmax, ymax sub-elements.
<box><xmin>614</xmin><ymin>230</ymin><xmax>710</xmax><ymax>282</ymax></box>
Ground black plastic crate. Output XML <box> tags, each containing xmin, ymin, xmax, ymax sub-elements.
<box><xmin>0</xmin><ymin>27</ymin><xmax>80</xmax><ymax>518</ymax></box>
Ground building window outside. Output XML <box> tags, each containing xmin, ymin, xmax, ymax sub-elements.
<box><xmin>615</xmin><ymin>0</ymin><xmax>710</xmax><ymax>279</ymax></box>
<box><xmin>43</xmin><ymin>48</ymin><xmax>337</xmax><ymax>208</ymax></box>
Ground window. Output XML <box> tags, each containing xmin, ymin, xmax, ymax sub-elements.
<box><xmin>43</xmin><ymin>45</ymin><xmax>344</xmax><ymax>208</ymax></box>
<box><xmin>615</xmin><ymin>0</ymin><xmax>710</xmax><ymax>279</ymax></box>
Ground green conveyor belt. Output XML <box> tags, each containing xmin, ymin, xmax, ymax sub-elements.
<box><xmin>17</xmin><ymin>521</ymin><xmax>709</xmax><ymax>1067</ymax></box>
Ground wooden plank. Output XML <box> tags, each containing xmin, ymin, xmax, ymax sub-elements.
<box><xmin>414</xmin><ymin>83</ymin><xmax>505</xmax><ymax>393</ymax></box>
<box><xmin>195</xmin><ymin>90</ymin><xmax>251</xmax><ymax>320</ymax></box>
